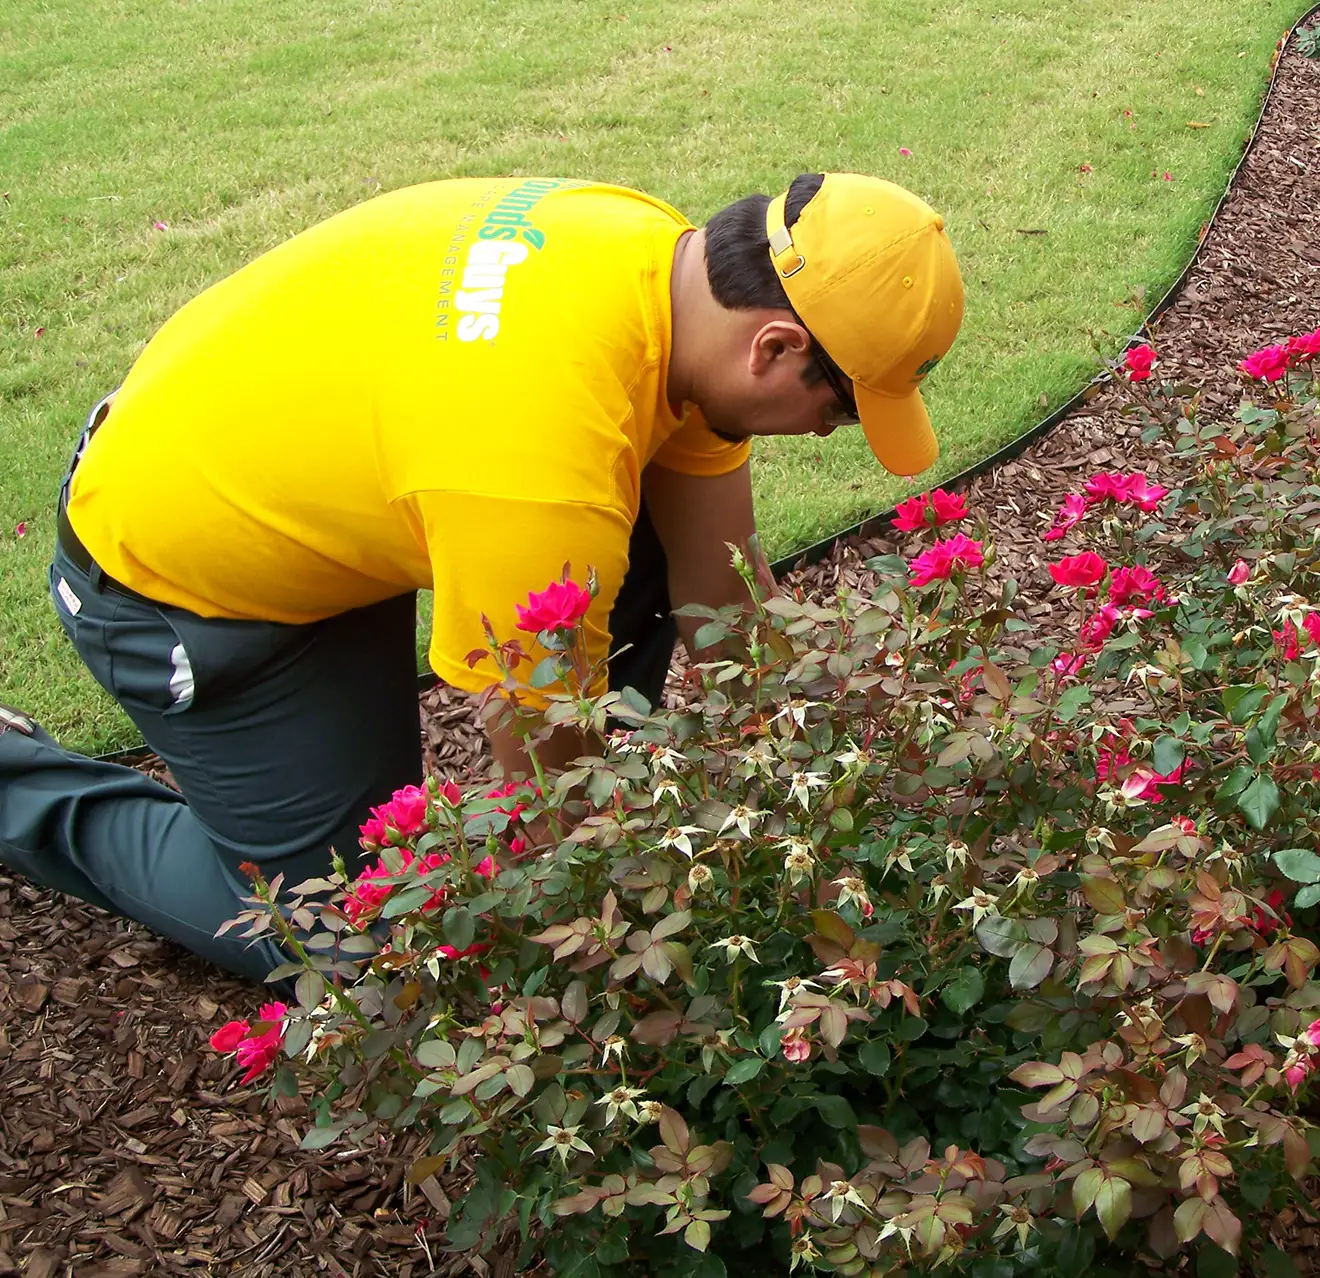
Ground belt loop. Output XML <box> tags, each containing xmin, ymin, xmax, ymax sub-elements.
<box><xmin>88</xmin><ymin>562</ymin><xmax>107</xmax><ymax>594</ymax></box>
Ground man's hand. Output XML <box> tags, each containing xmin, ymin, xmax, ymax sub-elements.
<box><xmin>641</xmin><ymin>460</ymin><xmax>768</xmax><ymax>664</ymax></box>
<box><xmin>487</xmin><ymin>716</ymin><xmax>589</xmax><ymax>784</ymax></box>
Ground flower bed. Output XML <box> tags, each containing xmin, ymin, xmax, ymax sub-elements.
<box><xmin>213</xmin><ymin>337</ymin><xmax>1320</xmax><ymax>1276</ymax></box>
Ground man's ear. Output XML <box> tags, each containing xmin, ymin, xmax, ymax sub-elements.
<box><xmin>747</xmin><ymin>317</ymin><xmax>813</xmax><ymax>377</ymax></box>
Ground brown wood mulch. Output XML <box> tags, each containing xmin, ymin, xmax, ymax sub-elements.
<box><xmin>4</xmin><ymin>26</ymin><xmax>1320</xmax><ymax>1278</ymax></box>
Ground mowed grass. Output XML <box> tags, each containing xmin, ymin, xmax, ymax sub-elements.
<box><xmin>0</xmin><ymin>0</ymin><xmax>1306</xmax><ymax>752</ymax></box>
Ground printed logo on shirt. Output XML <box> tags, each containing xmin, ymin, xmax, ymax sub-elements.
<box><xmin>454</xmin><ymin>178</ymin><xmax>586</xmax><ymax>344</ymax></box>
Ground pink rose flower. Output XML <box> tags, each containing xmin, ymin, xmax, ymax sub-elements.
<box><xmin>1108</xmin><ymin>565</ymin><xmax>1164</xmax><ymax>607</ymax></box>
<box><xmin>1049</xmin><ymin>552</ymin><xmax>1107</xmax><ymax>588</ymax></box>
<box><xmin>1125</xmin><ymin>343</ymin><xmax>1157</xmax><ymax>382</ymax></box>
<box><xmin>907</xmin><ymin>533</ymin><xmax>984</xmax><ymax>587</ymax></box>
<box><xmin>1097</xmin><ymin>740</ymin><xmax>1188</xmax><ymax>804</ymax></box>
<box><xmin>436</xmin><ymin>942</ymin><xmax>490</xmax><ymax>961</ymax></box>
<box><xmin>892</xmin><ymin>489</ymin><xmax>968</xmax><ymax>532</ymax></box>
<box><xmin>1285</xmin><ymin>1061</ymin><xmax>1311</xmax><ymax>1092</ymax></box>
<box><xmin>384</xmin><ymin>785</ymin><xmax>430</xmax><ymax>836</ymax></box>
<box><xmin>1051</xmin><ymin>652</ymin><xmax>1086</xmax><ymax>677</ymax></box>
<box><xmin>1239</xmin><ymin>343</ymin><xmax>1292</xmax><ymax>382</ymax></box>
<box><xmin>515</xmin><ymin>580</ymin><xmax>592</xmax><ymax>633</ymax></box>
<box><xmin>437</xmin><ymin>779</ymin><xmax>463</xmax><ymax>807</ymax></box>
<box><xmin>1287</xmin><ymin>328</ymin><xmax>1320</xmax><ymax>360</ymax></box>
<box><xmin>1042</xmin><ymin>493</ymin><xmax>1087</xmax><ymax>542</ymax></box>
<box><xmin>1080</xmin><ymin>603</ymin><xmax>1120</xmax><ymax>652</ymax></box>
<box><xmin>209</xmin><ymin>1020</ymin><xmax>250</xmax><ymax>1054</ymax></box>
<box><xmin>1124</xmin><ymin>475</ymin><xmax>1168</xmax><ymax>513</ymax></box>
<box><xmin>1082</xmin><ymin>471</ymin><xmax>1167</xmax><ymax>513</ymax></box>
<box><xmin>781</xmin><ymin>1028</ymin><xmax>812</xmax><ymax>1062</ymax></box>
<box><xmin>1227</xmin><ymin>559</ymin><xmax>1250</xmax><ymax>586</ymax></box>
<box><xmin>1304</xmin><ymin>1017</ymin><xmax>1320</xmax><ymax>1049</ymax></box>
<box><xmin>1275</xmin><ymin>621</ymin><xmax>1300</xmax><ymax>661</ymax></box>
<box><xmin>1171</xmin><ymin>816</ymin><xmax>1196</xmax><ymax>836</ymax></box>
<box><xmin>1250</xmin><ymin>889</ymin><xmax>1291</xmax><ymax>938</ymax></box>
<box><xmin>211</xmin><ymin>1002</ymin><xmax>289</xmax><ymax>1084</ymax></box>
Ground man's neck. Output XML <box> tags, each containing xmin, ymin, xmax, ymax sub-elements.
<box><xmin>666</xmin><ymin>227</ymin><xmax>703</xmax><ymax>414</ymax></box>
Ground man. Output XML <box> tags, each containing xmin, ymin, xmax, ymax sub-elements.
<box><xmin>0</xmin><ymin>171</ymin><xmax>964</xmax><ymax>984</ymax></box>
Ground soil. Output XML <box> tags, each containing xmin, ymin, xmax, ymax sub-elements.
<box><xmin>3</xmin><ymin>26</ymin><xmax>1320</xmax><ymax>1278</ymax></box>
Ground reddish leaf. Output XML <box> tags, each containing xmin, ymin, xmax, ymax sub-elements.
<box><xmin>659</xmin><ymin>1107</ymin><xmax>690</xmax><ymax>1156</ymax></box>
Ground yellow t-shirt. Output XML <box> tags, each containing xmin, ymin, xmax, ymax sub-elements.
<box><xmin>67</xmin><ymin>178</ymin><xmax>750</xmax><ymax>696</ymax></box>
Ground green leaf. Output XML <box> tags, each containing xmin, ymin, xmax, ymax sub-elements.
<box><xmin>1055</xmin><ymin>685</ymin><xmax>1093</xmax><ymax>722</ymax></box>
<box><xmin>300</xmin><ymin>1123</ymin><xmax>346</xmax><ymax>1151</ymax></box>
<box><xmin>1224</xmin><ymin>684</ymin><xmax>1269</xmax><ymax>725</ymax></box>
<box><xmin>1181</xmin><ymin>636</ymin><xmax>1209</xmax><ymax>669</ymax></box>
<box><xmin>1009</xmin><ymin>943</ymin><xmax>1053</xmax><ymax>990</ymax></box>
<box><xmin>1195</xmin><ymin>1243</ymin><xmax>1238</xmax><ymax>1278</ymax></box>
<box><xmin>415</xmin><ymin>1039</ymin><xmax>457</xmax><ymax>1069</ymax></box>
<box><xmin>443</xmin><ymin>906</ymin><xmax>476</xmax><ymax>953</ymax></box>
<box><xmin>894</xmin><ymin>1016</ymin><xmax>928</xmax><ymax>1042</ymax></box>
<box><xmin>724</xmin><ymin>1057</ymin><xmax>765</xmax><ymax>1086</ymax></box>
<box><xmin>295</xmin><ymin>969</ymin><xmax>325</xmax><ymax>1011</ymax></box>
<box><xmin>381</xmin><ymin>884</ymin><xmax>434</xmax><ymax>918</ymax></box>
<box><xmin>1245</xmin><ymin>724</ymin><xmax>1274</xmax><ymax>765</ymax></box>
<box><xmin>859</xmin><ymin>1039</ymin><xmax>892</xmax><ymax>1077</ymax></box>
<box><xmin>1237</xmin><ymin>774</ymin><xmax>1280</xmax><ymax>831</ymax></box>
<box><xmin>1259</xmin><ymin>1246</ymin><xmax>1302</xmax><ymax>1278</ymax></box>
<box><xmin>1296</xmin><ymin>884</ymin><xmax>1320</xmax><ymax>908</ymax></box>
<box><xmin>1214</xmin><ymin>765</ymin><xmax>1254</xmax><ymax>803</ymax></box>
<box><xmin>1259</xmin><ymin>692</ymin><xmax>1289</xmax><ymax>743</ymax></box>
<box><xmin>693</xmin><ymin>621</ymin><xmax>729</xmax><ymax>650</ymax></box>
<box><xmin>1152</xmin><ymin>735</ymin><xmax>1185</xmax><ymax>777</ymax></box>
<box><xmin>812</xmin><ymin>1094</ymin><xmax>857</xmax><ymax>1129</ymax></box>
<box><xmin>940</xmin><ymin>967</ymin><xmax>985</xmax><ymax>1015</ymax></box>
<box><xmin>529</xmin><ymin>655</ymin><xmax>565</xmax><ymax>689</ymax></box>
<box><xmin>618</xmin><ymin>685</ymin><xmax>653</xmax><ymax>718</ymax></box>
<box><xmin>1274</xmin><ymin>848</ymin><xmax>1320</xmax><ymax>885</ymax></box>
<box><xmin>976</xmin><ymin>915</ymin><xmax>1028</xmax><ymax>958</ymax></box>
<box><xmin>758</xmin><ymin>1023</ymin><xmax>784</xmax><ymax>1058</ymax></box>
<box><xmin>1094</xmin><ymin>1175</ymin><xmax>1132</xmax><ymax>1242</ymax></box>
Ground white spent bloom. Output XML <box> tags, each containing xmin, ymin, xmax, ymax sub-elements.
<box><xmin>709</xmin><ymin>935</ymin><xmax>760</xmax><ymax>963</ymax></box>
<box><xmin>718</xmin><ymin>803</ymin><xmax>762</xmax><ymax>838</ymax></box>
<box><xmin>534</xmin><ymin>1124</ymin><xmax>594</xmax><ymax>1164</ymax></box>
<box><xmin>789</xmin><ymin>771</ymin><xmax>828</xmax><ymax>811</ymax></box>
<box><xmin>656</xmin><ymin>825</ymin><xmax>705</xmax><ymax>858</ymax></box>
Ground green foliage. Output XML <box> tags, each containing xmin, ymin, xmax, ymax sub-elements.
<box><xmin>220</xmin><ymin>350</ymin><xmax>1320</xmax><ymax>1273</ymax></box>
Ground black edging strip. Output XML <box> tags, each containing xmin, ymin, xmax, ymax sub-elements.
<box><xmin>768</xmin><ymin>7</ymin><xmax>1319</xmax><ymax>578</ymax></box>
<box><xmin>94</xmin><ymin>11</ymin><xmax>1317</xmax><ymax>767</ymax></box>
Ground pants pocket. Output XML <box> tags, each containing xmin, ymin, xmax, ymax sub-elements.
<box><xmin>102</xmin><ymin>611</ymin><xmax>196</xmax><ymax>716</ymax></box>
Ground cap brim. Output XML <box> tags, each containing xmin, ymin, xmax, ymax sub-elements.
<box><xmin>856</xmin><ymin>384</ymin><xmax>939</xmax><ymax>477</ymax></box>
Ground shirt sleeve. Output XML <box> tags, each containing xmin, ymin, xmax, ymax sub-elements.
<box><xmin>650</xmin><ymin>406</ymin><xmax>751</xmax><ymax>477</ymax></box>
<box><xmin>400</xmin><ymin>490</ymin><xmax>633</xmax><ymax>707</ymax></box>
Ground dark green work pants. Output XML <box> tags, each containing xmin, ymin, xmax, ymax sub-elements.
<box><xmin>0</xmin><ymin>474</ymin><xmax>676</xmax><ymax>987</ymax></box>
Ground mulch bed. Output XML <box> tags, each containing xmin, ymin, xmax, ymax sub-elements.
<box><xmin>4</xmin><ymin>27</ymin><xmax>1320</xmax><ymax>1277</ymax></box>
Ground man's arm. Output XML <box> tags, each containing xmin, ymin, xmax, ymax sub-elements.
<box><xmin>641</xmin><ymin>459</ymin><xmax>767</xmax><ymax>664</ymax></box>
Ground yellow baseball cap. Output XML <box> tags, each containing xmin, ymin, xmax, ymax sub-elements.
<box><xmin>766</xmin><ymin>173</ymin><xmax>964</xmax><ymax>476</ymax></box>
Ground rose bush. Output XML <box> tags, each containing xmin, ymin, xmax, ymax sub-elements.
<box><xmin>214</xmin><ymin>339</ymin><xmax>1320</xmax><ymax>1278</ymax></box>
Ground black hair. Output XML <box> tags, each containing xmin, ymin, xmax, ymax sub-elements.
<box><xmin>703</xmin><ymin>173</ymin><xmax>854</xmax><ymax>414</ymax></box>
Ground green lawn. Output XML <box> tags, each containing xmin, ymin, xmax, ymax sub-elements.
<box><xmin>0</xmin><ymin>0</ymin><xmax>1306</xmax><ymax>752</ymax></box>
